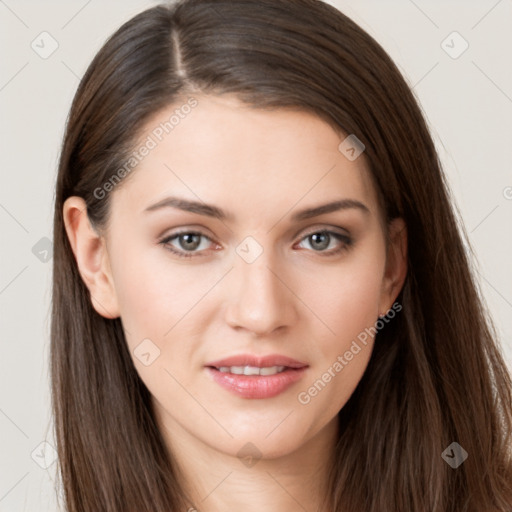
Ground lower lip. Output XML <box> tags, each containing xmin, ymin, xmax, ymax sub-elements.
<box><xmin>205</xmin><ymin>367</ymin><xmax>308</xmax><ymax>399</ymax></box>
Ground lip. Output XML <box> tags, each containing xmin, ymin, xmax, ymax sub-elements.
<box><xmin>204</xmin><ymin>354</ymin><xmax>309</xmax><ymax>399</ymax></box>
<box><xmin>205</xmin><ymin>354</ymin><xmax>308</xmax><ymax>369</ymax></box>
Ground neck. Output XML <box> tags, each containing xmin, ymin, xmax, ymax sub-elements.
<box><xmin>155</xmin><ymin>404</ymin><xmax>339</xmax><ymax>512</ymax></box>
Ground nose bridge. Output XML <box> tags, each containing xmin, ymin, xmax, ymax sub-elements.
<box><xmin>225</xmin><ymin>238</ymin><xmax>295</xmax><ymax>334</ymax></box>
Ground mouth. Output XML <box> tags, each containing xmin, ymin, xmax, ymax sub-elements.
<box><xmin>210</xmin><ymin>365</ymin><xmax>291</xmax><ymax>376</ymax></box>
<box><xmin>204</xmin><ymin>354</ymin><xmax>309</xmax><ymax>399</ymax></box>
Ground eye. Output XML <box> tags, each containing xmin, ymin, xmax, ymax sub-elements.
<box><xmin>159</xmin><ymin>228</ymin><xmax>353</xmax><ymax>259</ymax></box>
<box><xmin>159</xmin><ymin>231</ymin><xmax>216</xmax><ymax>258</ymax></box>
<box><xmin>295</xmin><ymin>229</ymin><xmax>353</xmax><ymax>256</ymax></box>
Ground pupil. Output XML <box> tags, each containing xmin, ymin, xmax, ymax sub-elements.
<box><xmin>181</xmin><ymin>234</ymin><xmax>200</xmax><ymax>250</ymax></box>
<box><xmin>311</xmin><ymin>233</ymin><xmax>329</xmax><ymax>250</ymax></box>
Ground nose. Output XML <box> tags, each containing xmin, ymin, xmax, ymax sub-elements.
<box><xmin>224</xmin><ymin>250</ymin><xmax>298</xmax><ymax>336</ymax></box>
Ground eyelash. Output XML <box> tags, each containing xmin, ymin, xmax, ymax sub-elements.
<box><xmin>159</xmin><ymin>228</ymin><xmax>353</xmax><ymax>259</ymax></box>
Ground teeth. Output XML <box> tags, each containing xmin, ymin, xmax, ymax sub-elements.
<box><xmin>217</xmin><ymin>365</ymin><xmax>286</xmax><ymax>376</ymax></box>
<box><xmin>259</xmin><ymin>366</ymin><xmax>287</xmax><ymax>376</ymax></box>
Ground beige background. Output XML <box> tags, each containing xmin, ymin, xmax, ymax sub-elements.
<box><xmin>1</xmin><ymin>1</ymin><xmax>511</xmax><ymax>510</ymax></box>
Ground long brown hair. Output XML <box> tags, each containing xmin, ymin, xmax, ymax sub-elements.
<box><xmin>51</xmin><ymin>1</ymin><xmax>512</xmax><ymax>510</ymax></box>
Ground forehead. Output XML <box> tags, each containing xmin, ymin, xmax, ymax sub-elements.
<box><xmin>109</xmin><ymin>94</ymin><xmax>380</xmax><ymax>224</ymax></box>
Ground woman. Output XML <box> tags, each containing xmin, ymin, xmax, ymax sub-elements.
<box><xmin>51</xmin><ymin>0</ymin><xmax>512</xmax><ymax>510</ymax></box>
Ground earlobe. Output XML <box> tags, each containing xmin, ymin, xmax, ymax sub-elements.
<box><xmin>62</xmin><ymin>196</ymin><xmax>120</xmax><ymax>319</ymax></box>
<box><xmin>379</xmin><ymin>217</ymin><xmax>408</xmax><ymax>315</ymax></box>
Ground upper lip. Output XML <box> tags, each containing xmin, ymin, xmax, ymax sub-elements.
<box><xmin>205</xmin><ymin>354</ymin><xmax>308</xmax><ymax>369</ymax></box>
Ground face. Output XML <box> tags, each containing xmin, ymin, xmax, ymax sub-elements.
<box><xmin>65</xmin><ymin>94</ymin><xmax>406</xmax><ymax>464</ymax></box>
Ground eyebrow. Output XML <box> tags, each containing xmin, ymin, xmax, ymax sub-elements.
<box><xmin>143</xmin><ymin>196</ymin><xmax>370</xmax><ymax>222</ymax></box>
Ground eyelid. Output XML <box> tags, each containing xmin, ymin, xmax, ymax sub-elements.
<box><xmin>297</xmin><ymin>224</ymin><xmax>350</xmax><ymax>238</ymax></box>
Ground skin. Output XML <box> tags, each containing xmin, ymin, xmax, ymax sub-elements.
<box><xmin>63</xmin><ymin>94</ymin><xmax>407</xmax><ymax>512</ymax></box>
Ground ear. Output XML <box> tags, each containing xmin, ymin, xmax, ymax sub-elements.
<box><xmin>62</xmin><ymin>196</ymin><xmax>120</xmax><ymax>319</ymax></box>
<box><xmin>378</xmin><ymin>217</ymin><xmax>407</xmax><ymax>316</ymax></box>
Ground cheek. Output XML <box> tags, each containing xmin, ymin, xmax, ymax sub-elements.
<box><xmin>108</xmin><ymin>243</ymin><xmax>186</xmax><ymax>342</ymax></box>
<box><xmin>298</xmin><ymin>269</ymin><xmax>381</xmax><ymax>415</ymax></box>
<box><xmin>297</xmin><ymin>248</ymin><xmax>384</xmax><ymax>411</ymax></box>
<box><xmin>308</xmin><ymin>253</ymin><xmax>384</xmax><ymax>347</ymax></box>
<box><xmin>111</xmin><ymin>249</ymin><xmax>209</xmax><ymax>394</ymax></box>
<box><xmin>110</xmin><ymin>243</ymin><xmax>223</xmax><ymax>369</ymax></box>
